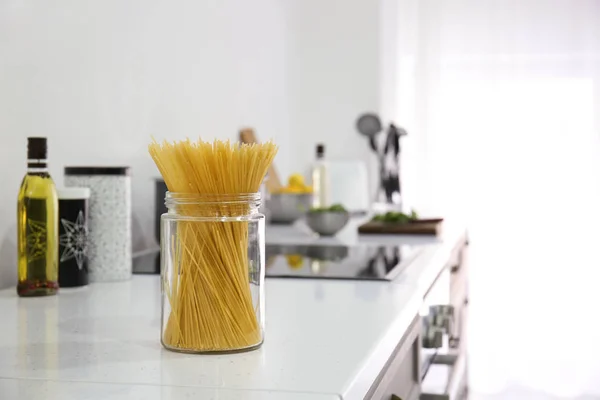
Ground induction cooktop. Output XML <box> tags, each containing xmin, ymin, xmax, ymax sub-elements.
<box><xmin>265</xmin><ymin>243</ymin><xmax>421</xmax><ymax>281</ymax></box>
<box><xmin>132</xmin><ymin>244</ymin><xmax>421</xmax><ymax>281</ymax></box>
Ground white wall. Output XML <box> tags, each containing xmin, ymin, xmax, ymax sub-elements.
<box><xmin>0</xmin><ymin>0</ymin><xmax>290</xmax><ymax>288</ymax></box>
<box><xmin>0</xmin><ymin>0</ymin><xmax>404</xmax><ymax>289</ymax></box>
<box><xmin>284</xmin><ymin>0</ymin><xmax>408</xmax><ymax>204</ymax></box>
<box><xmin>285</xmin><ymin>0</ymin><xmax>380</xmax><ymax>176</ymax></box>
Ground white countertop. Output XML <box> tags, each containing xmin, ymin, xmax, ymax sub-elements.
<box><xmin>0</xmin><ymin>378</ymin><xmax>340</xmax><ymax>400</ymax></box>
<box><xmin>0</xmin><ymin>220</ymin><xmax>465</xmax><ymax>400</ymax></box>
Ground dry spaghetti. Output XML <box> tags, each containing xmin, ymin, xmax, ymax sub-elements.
<box><xmin>149</xmin><ymin>138</ymin><xmax>277</xmax><ymax>352</ymax></box>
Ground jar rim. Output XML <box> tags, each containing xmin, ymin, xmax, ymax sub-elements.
<box><xmin>165</xmin><ymin>192</ymin><xmax>261</xmax><ymax>206</ymax></box>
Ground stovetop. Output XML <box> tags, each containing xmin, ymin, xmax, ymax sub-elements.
<box><xmin>265</xmin><ymin>243</ymin><xmax>420</xmax><ymax>281</ymax></box>
<box><xmin>132</xmin><ymin>244</ymin><xmax>421</xmax><ymax>281</ymax></box>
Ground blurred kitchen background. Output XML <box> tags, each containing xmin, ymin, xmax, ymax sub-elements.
<box><xmin>1</xmin><ymin>0</ymin><xmax>600</xmax><ymax>398</ymax></box>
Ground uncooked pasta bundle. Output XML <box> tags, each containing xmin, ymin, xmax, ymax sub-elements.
<box><xmin>149</xmin><ymin>138</ymin><xmax>277</xmax><ymax>353</ymax></box>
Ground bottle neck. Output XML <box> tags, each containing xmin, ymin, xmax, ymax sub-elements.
<box><xmin>27</xmin><ymin>159</ymin><xmax>48</xmax><ymax>173</ymax></box>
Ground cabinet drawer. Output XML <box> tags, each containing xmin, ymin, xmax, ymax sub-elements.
<box><xmin>449</xmin><ymin>241</ymin><xmax>468</xmax><ymax>305</ymax></box>
<box><xmin>366</xmin><ymin>316</ymin><xmax>421</xmax><ymax>400</ymax></box>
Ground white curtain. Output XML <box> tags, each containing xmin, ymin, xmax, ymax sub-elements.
<box><xmin>402</xmin><ymin>0</ymin><xmax>600</xmax><ymax>397</ymax></box>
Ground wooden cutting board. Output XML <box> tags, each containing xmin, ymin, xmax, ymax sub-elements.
<box><xmin>358</xmin><ymin>218</ymin><xmax>444</xmax><ymax>235</ymax></box>
<box><xmin>239</xmin><ymin>128</ymin><xmax>282</xmax><ymax>194</ymax></box>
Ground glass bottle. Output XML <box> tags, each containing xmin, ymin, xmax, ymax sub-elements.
<box><xmin>311</xmin><ymin>143</ymin><xmax>330</xmax><ymax>208</ymax></box>
<box><xmin>17</xmin><ymin>137</ymin><xmax>59</xmax><ymax>296</ymax></box>
<box><xmin>161</xmin><ymin>192</ymin><xmax>265</xmax><ymax>353</ymax></box>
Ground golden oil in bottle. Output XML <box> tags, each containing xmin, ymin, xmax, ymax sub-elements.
<box><xmin>17</xmin><ymin>137</ymin><xmax>58</xmax><ymax>296</ymax></box>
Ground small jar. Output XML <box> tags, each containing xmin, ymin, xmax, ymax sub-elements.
<box><xmin>161</xmin><ymin>192</ymin><xmax>265</xmax><ymax>353</ymax></box>
<box><xmin>57</xmin><ymin>187</ymin><xmax>90</xmax><ymax>287</ymax></box>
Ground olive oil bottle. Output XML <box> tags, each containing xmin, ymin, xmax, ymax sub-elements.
<box><xmin>17</xmin><ymin>137</ymin><xmax>59</xmax><ymax>296</ymax></box>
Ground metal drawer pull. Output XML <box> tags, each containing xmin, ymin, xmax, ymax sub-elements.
<box><xmin>422</xmin><ymin>316</ymin><xmax>444</xmax><ymax>348</ymax></box>
<box><xmin>430</xmin><ymin>354</ymin><xmax>457</xmax><ymax>365</ymax></box>
<box><xmin>422</xmin><ymin>305</ymin><xmax>457</xmax><ymax>349</ymax></box>
<box><xmin>430</xmin><ymin>305</ymin><xmax>455</xmax><ymax>335</ymax></box>
<box><xmin>448</xmin><ymin>336</ymin><xmax>460</xmax><ymax>348</ymax></box>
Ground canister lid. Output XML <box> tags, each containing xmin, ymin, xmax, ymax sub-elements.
<box><xmin>64</xmin><ymin>166</ymin><xmax>130</xmax><ymax>176</ymax></box>
<box><xmin>58</xmin><ymin>187</ymin><xmax>91</xmax><ymax>199</ymax></box>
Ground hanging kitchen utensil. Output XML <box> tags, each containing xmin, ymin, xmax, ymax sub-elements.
<box><xmin>380</xmin><ymin>124</ymin><xmax>407</xmax><ymax>203</ymax></box>
<box><xmin>356</xmin><ymin>113</ymin><xmax>382</xmax><ymax>152</ymax></box>
<box><xmin>355</xmin><ymin>112</ymin><xmax>408</xmax><ymax>207</ymax></box>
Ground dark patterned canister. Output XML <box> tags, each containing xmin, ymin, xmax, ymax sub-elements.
<box><xmin>64</xmin><ymin>167</ymin><xmax>131</xmax><ymax>282</ymax></box>
<box><xmin>57</xmin><ymin>187</ymin><xmax>90</xmax><ymax>287</ymax></box>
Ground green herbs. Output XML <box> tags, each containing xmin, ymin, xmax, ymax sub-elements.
<box><xmin>372</xmin><ymin>209</ymin><xmax>419</xmax><ymax>224</ymax></box>
<box><xmin>310</xmin><ymin>204</ymin><xmax>347</xmax><ymax>213</ymax></box>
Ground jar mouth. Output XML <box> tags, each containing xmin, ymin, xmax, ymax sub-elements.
<box><xmin>165</xmin><ymin>192</ymin><xmax>261</xmax><ymax>206</ymax></box>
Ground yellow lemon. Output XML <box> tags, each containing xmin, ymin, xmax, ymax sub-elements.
<box><xmin>288</xmin><ymin>174</ymin><xmax>305</xmax><ymax>188</ymax></box>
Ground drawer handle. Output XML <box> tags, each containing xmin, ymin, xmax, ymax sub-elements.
<box><xmin>449</xmin><ymin>336</ymin><xmax>460</xmax><ymax>348</ymax></box>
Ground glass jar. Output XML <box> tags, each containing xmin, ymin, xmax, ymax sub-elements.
<box><xmin>160</xmin><ymin>192</ymin><xmax>265</xmax><ymax>353</ymax></box>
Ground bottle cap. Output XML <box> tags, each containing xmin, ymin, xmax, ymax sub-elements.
<box><xmin>316</xmin><ymin>144</ymin><xmax>325</xmax><ymax>158</ymax></box>
<box><xmin>27</xmin><ymin>137</ymin><xmax>47</xmax><ymax>160</ymax></box>
<box><xmin>58</xmin><ymin>187</ymin><xmax>91</xmax><ymax>200</ymax></box>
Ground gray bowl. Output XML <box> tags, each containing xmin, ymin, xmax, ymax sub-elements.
<box><xmin>306</xmin><ymin>211</ymin><xmax>350</xmax><ymax>236</ymax></box>
<box><xmin>267</xmin><ymin>193</ymin><xmax>312</xmax><ymax>224</ymax></box>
